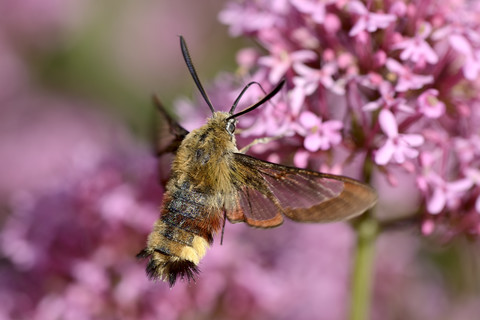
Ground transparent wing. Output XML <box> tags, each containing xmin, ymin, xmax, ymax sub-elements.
<box><xmin>228</xmin><ymin>184</ymin><xmax>284</xmax><ymax>228</ymax></box>
<box><xmin>153</xmin><ymin>95</ymin><xmax>189</xmax><ymax>156</ymax></box>
<box><xmin>152</xmin><ymin>96</ymin><xmax>189</xmax><ymax>184</ymax></box>
<box><xmin>227</xmin><ymin>153</ymin><xmax>377</xmax><ymax>228</ymax></box>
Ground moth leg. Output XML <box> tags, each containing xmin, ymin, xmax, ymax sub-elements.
<box><xmin>239</xmin><ymin>135</ymin><xmax>284</xmax><ymax>154</ymax></box>
<box><xmin>220</xmin><ymin>210</ymin><xmax>227</xmax><ymax>245</ymax></box>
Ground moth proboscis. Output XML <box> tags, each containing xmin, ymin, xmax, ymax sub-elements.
<box><xmin>137</xmin><ymin>36</ymin><xmax>378</xmax><ymax>287</ymax></box>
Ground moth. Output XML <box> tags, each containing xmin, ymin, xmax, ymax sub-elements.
<box><xmin>137</xmin><ymin>36</ymin><xmax>377</xmax><ymax>287</ymax></box>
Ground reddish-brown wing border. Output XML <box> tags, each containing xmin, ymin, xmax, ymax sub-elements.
<box><xmin>228</xmin><ymin>153</ymin><xmax>377</xmax><ymax>227</ymax></box>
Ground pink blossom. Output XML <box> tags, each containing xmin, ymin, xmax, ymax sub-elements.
<box><xmin>291</xmin><ymin>61</ymin><xmax>345</xmax><ymax>111</ymax></box>
<box><xmin>425</xmin><ymin>174</ymin><xmax>473</xmax><ymax>214</ymax></box>
<box><xmin>348</xmin><ymin>0</ymin><xmax>396</xmax><ymax>37</ymax></box>
<box><xmin>385</xmin><ymin>58</ymin><xmax>433</xmax><ymax>92</ymax></box>
<box><xmin>362</xmin><ymin>81</ymin><xmax>413</xmax><ymax>113</ymax></box>
<box><xmin>375</xmin><ymin>109</ymin><xmax>424</xmax><ymax>165</ymax></box>
<box><xmin>393</xmin><ymin>22</ymin><xmax>439</xmax><ymax>67</ymax></box>
<box><xmin>241</xmin><ymin>100</ymin><xmax>299</xmax><ymax>138</ymax></box>
<box><xmin>454</xmin><ymin>136</ymin><xmax>480</xmax><ymax>173</ymax></box>
<box><xmin>417</xmin><ymin>151</ymin><xmax>474</xmax><ymax>216</ymax></box>
<box><xmin>298</xmin><ymin>110</ymin><xmax>343</xmax><ymax>152</ymax></box>
<box><xmin>417</xmin><ymin>89</ymin><xmax>446</xmax><ymax>118</ymax></box>
<box><xmin>433</xmin><ymin>25</ymin><xmax>480</xmax><ymax>80</ymax></box>
<box><xmin>294</xmin><ymin>61</ymin><xmax>346</xmax><ymax>95</ymax></box>
<box><xmin>463</xmin><ymin>50</ymin><xmax>480</xmax><ymax>81</ymax></box>
<box><xmin>290</xmin><ymin>0</ymin><xmax>327</xmax><ymax>24</ymax></box>
<box><xmin>389</xmin><ymin>1</ymin><xmax>407</xmax><ymax>17</ymax></box>
<box><xmin>259</xmin><ymin>48</ymin><xmax>317</xmax><ymax>83</ymax></box>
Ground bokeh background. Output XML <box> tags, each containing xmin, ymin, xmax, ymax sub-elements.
<box><xmin>1</xmin><ymin>1</ymin><xmax>479</xmax><ymax>320</ymax></box>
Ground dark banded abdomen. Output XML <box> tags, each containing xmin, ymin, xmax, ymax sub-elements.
<box><xmin>137</xmin><ymin>182</ymin><xmax>223</xmax><ymax>286</ymax></box>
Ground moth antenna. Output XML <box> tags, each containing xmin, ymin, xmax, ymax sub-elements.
<box><xmin>229</xmin><ymin>81</ymin><xmax>267</xmax><ymax>114</ymax></box>
<box><xmin>227</xmin><ymin>78</ymin><xmax>285</xmax><ymax>120</ymax></box>
<box><xmin>220</xmin><ymin>210</ymin><xmax>227</xmax><ymax>245</ymax></box>
<box><xmin>179</xmin><ymin>36</ymin><xmax>215</xmax><ymax>114</ymax></box>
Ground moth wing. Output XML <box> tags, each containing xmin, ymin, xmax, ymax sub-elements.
<box><xmin>153</xmin><ymin>95</ymin><xmax>189</xmax><ymax>156</ymax></box>
<box><xmin>152</xmin><ymin>96</ymin><xmax>189</xmax><ymax>185</ymax></box>
<box><xmin>228</xmin><ymin>182</ymin><xmax>285</xmax><ymax>228</ymax></box>
<box><xmin>227</xmin><ymin>153</ymin><xmax>377</xmax><ymax>227</ymax></box>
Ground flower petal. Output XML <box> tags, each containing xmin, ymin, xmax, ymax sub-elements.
<box><xmin>427</xmin><ymin>187</ymin><xmax>446</xmax><ymax>214</ymax></box>
<box><xmin>299</xmin><ymin>111</ymin><xmax>319</xmax><ymax>129</ymax></box>
<box><xmin>379</xmin><ymin>109</ymin><xmax>398</xmax><ymax>137</ymax></box>
<box><xmin>304</xmin><ymin>134</ymin><xmax>322</xmax><ymax>152</ymax></box>
<box><xmin>375</xmin><ymin>139</ymin><xmax>395</xmax><ymax>165</ymax></box>
<box><xmin>402</xmin><ymin>134</ymin><xmax>425</xmax><ymax>147</ymax></box>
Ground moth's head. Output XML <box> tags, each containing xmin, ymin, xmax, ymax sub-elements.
<box><xmin>202</xmin><ymin>79</ymin><xmax>286</xmax><ymax>139</ymax></box>
<box><xmin>225</xmin><ymin>117</ymin><xmax>237</xmax><ymax>136</ymax></box>
<box><xmin>179</xmin><ymin>35</ymin><xmax>285</xmax><ymax>134</ymax></box>
<box><xmin>209</xmin><ymin>112</ymin><xmax>237</xmax><ymax>137</ymax></box>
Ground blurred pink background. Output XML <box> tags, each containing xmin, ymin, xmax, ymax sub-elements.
<box><xmin>1</xmin><ymin>1</ymin><xmax>479</xmax><ymax>320</ymax></box>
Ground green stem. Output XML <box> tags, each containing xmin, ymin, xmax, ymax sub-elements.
<box><xmin>349</xmin><ymin>213</ymin><xmax>379</xmax><ymax>320</ymax></box>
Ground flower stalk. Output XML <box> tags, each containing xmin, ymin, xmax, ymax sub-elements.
<box><xmin>349</xmin><ymin>212</ymin><xmax>379</xmax><ymax>320</ymax></box>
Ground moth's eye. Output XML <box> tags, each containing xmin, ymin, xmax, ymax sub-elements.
<box><xmin>226</xmin><ymin>120</ymin><xmax>236</xmax><ymax>134</ymax></box>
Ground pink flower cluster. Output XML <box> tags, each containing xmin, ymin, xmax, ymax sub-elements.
<box><xmin>207</xmin><ymin>0</ymin><xmax>480</xmax><ymax>239</ymax></box>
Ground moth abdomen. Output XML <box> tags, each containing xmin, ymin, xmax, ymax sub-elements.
<box><xmin>138</xmin><ymin>187</ymin><xmax>223</xmax><ymax>286</ymax></box>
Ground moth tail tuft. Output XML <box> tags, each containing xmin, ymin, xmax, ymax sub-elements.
<box><xmin>137</xmin><ymin>249</ymin><xmax>199</xmax><ymax>287</ymax></box>
<box><xmin>165</xmin><ymin>259</ymin><xmax>199</xmax><ymax>287</ymax></box>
